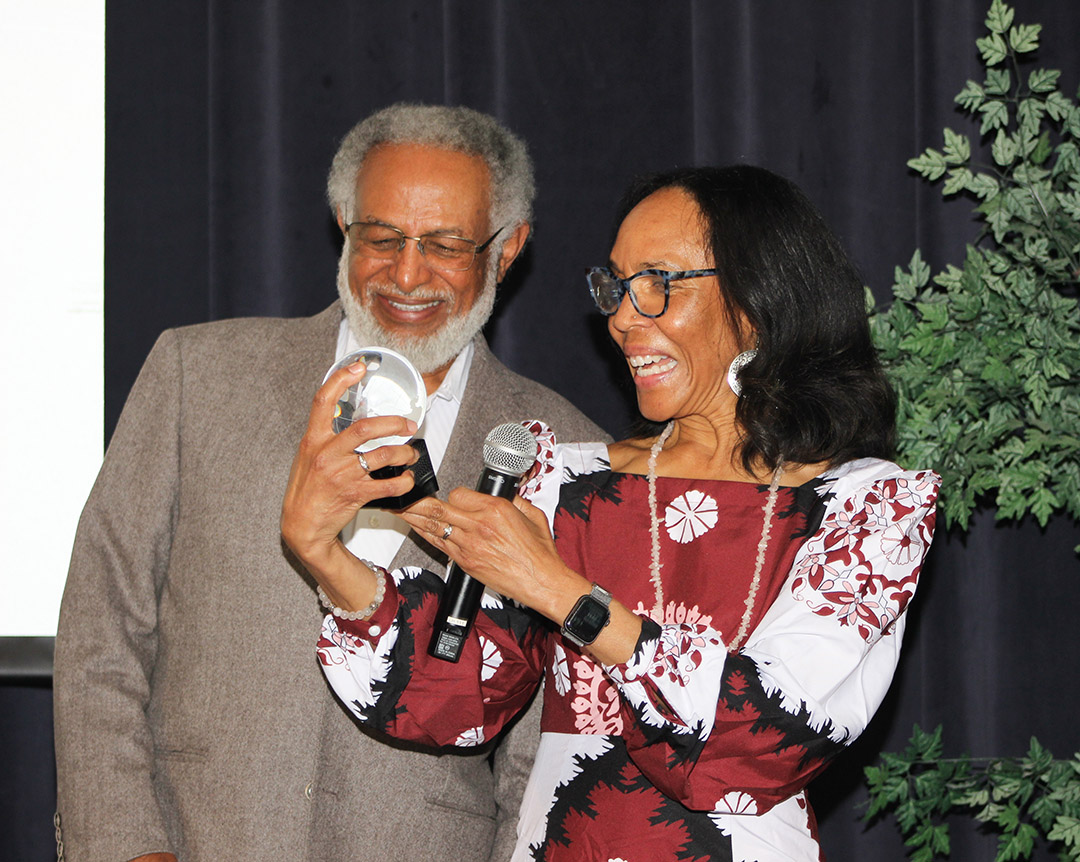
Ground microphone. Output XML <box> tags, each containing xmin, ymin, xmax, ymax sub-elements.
<box><xmin>428</xmin><ymin>423</ymin><xmax>539</xmax><ymax>663</ymax></box>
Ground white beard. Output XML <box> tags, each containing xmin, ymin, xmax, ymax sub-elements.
<box><xmin>335</xmin><ymin>245</ymin><xmax>498</xmax><ymax>375</ymax></box>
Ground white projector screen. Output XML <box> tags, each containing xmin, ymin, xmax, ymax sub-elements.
<box><xmin>0</xmin><ymin>1</ymin><xmax>104</xmax><ymax>638</ymax></box>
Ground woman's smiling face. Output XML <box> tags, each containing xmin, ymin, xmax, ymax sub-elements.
<box><xmin>607</xmin><ymin>187</ymin><xmax>749</xmax><ymax>425</ymax></box>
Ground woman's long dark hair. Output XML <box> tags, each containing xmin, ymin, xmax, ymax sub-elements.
<box><xmin>615</xmin><ymin>165</ymin><xmax>896</xmax><ymax>471</ymax></box>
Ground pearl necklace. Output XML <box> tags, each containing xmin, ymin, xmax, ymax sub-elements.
<box><xmin>646</xmin><ymin>421</ymin><xmax>783</xmax><ymax>651</ymax></box>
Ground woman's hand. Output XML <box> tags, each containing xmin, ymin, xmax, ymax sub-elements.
<box><xmin>280</xmin><ymin>359</ymin><xmax>417</xmax><ymax>610</ymax></box>
<box><xmin>399</xmin><ymin>490</ymin><xmax>584</xmax><ymax>623</ymax></box>
<box><xmin>402</xmin><ymin>489</ymin><xmax>644</xmax><ymax>664</ymax></box>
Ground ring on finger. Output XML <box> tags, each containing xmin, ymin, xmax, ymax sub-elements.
<box><xmin>441</xmin><ymin>523</ymin><xmax>453</xmax><ymax>540</ymax></box>
<box><xmin>357</xmin><ymin>451</ymin><xmax>371</xmax><ymax>472</ymax></box>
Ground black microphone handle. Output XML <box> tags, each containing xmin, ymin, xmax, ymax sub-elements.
<box><xmin>428</xmin><ymin>468</ymin><xmax>521</xmax><ymax>662</ymax></box>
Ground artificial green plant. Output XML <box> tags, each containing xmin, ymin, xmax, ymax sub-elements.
<box><xmin>864</xmin><ymin>1</ymin><xmax>1080</xmax><ymax>859</ymax></box>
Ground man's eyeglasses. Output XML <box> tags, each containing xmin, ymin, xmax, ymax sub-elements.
<box><xmin>346</xmin><ymin>221</ymin><xmax>504</xmax><ymax>272</ymax></box>
<box><xmin>586</xmin><ymin>266</ymin><xmax>719</xmax><ymax>318</ymax></box>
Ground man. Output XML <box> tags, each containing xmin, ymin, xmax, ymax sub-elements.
<box><xmin>54</xmin><ymin>104</ymin><xmax>606</xmax><ymax>862</ymax></box>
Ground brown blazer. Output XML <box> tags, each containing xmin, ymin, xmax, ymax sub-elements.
<box><xmin>53</xmin><ymin>303</ymin><xmax>608</xmax><ymax>862</ymax></box>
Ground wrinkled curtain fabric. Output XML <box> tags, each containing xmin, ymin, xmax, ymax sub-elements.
<box><xmin>17</xmin><ymin>1</ymin><xmax>1079</xmax><ymax>859</ymax></box>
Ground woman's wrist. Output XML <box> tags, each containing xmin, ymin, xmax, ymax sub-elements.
<box><xmin>586</xmin><ymin>603</ymin><xmax>643</xmax><ymax>666</ymax></box>
<box><xmin>534</xmin><ymin>566</ymin><xmax>595</xmax><ymax>627</ymax></box>
<box><xmin>544</xmin><ymin>574</ymin><xmax>643</xmax><ymax>666</ymax></box>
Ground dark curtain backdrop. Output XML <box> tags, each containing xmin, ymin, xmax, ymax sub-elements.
<box><xmin>5</xmin><ymin>2</ymin><xmax>1080</xmax><ymax>860</ymax></box>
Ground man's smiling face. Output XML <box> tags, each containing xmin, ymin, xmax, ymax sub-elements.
<box><xmin>336</xmin><ymin>142</ymin><xmax>500</xmax><ymax>386</ymax></box>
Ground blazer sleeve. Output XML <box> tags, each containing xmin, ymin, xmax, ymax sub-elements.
<box><xmin>488</xmin><ymin>678</ymin><xmax>543</xmax><ymax>861</ymax></box>
<box><xmin>53</xmin><ymin>330</ymin><xmax>183</xmax><ymax>861</ymax></box>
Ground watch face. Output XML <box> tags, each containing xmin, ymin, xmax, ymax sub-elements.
<box><xmin>566</xmin><ymin>595</ymin><xmax>610</xmax><ymax>643</ymax></box>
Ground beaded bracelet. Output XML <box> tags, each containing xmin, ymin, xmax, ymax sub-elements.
<box><xmin>317</xmin><ymin>560</ymin><xmax>387</xmax><ymax>621</ymax></box>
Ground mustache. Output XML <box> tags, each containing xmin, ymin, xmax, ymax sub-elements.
<box><xmin>367</xmin><ymin>282</ymin><xmax>455</xmax><ymax>304</ymax></box>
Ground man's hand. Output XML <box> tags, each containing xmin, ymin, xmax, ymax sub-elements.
<box><xmin>281</xmin><ymin>359</ymin><xmax>417</xmax><ymax>609</ymax></box>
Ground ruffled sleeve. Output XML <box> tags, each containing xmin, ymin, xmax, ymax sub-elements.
<box><xmin>601</xmin><ymin>459</ymin><xmax>940</xmax><ymax>814</ymax></box>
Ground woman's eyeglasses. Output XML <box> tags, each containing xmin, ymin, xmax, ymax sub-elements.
<box><xmin>586</xmin><ymin>267</ymin><xmax>719</xmax><ymax>318</ymax></box>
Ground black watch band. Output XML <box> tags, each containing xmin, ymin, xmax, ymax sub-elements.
<box><xmin>560</xmin><ymin>584</ymin><xmax>612</xmax><ymax>647</ymax></box>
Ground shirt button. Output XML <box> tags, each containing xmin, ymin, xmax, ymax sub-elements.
<box><xmin>368</xmin><ymin>625</ymin><xmax>381</xmax><ymax>637</ymax></box>
<box><xmin>304</xmin><ymin>783</ymin><xmax>313</xmax><ymax>799</ymax></box>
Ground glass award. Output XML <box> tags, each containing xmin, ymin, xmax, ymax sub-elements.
<box><xmin>323</xmin><ymin>347</ymin><xmax>428</xmax><ymax>452</ymax></box>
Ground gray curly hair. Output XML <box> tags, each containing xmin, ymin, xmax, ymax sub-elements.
<box><xmin>327</xmin><ymin>103</ymin><xmax>535</xmax><ymax>236</ymax></box>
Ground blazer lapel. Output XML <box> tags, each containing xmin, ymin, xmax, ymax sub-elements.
<box><xmin>268</xmin><ymin>302</ymin><xmax>343</xmax><ymax>447</ymax></box>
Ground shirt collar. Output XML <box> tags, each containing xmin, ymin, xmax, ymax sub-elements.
<box><xmin>430</xmin><ymin>339</ymin><xmax>473</xmax><ymax>406</ymax></box>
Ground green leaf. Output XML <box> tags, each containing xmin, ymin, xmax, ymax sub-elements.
<box><xmin>911</xmin><ymin>725</ymin><xmax>946</xmax><ymax>761</ymax></box>
<box><xmin>996</xmin><ymin>822</ymin><xmax>1037</xmax><ymax>860</ymax></box>
<box><xmin>981</xmin><ymin>194</ymin><xmax>1013</xmax><ymax>242</ymax></box>
<box><xmin>1027</xmin><ymin>738</ymin><xmax>1054</xmax><ymax>773</ymax></box>
<box><xmin>978</xmin><ymin>32</ymin><xmax>1009</xmax><ymax>66</ymax></box>
<box><xmin>1045</xmin><ymin>90</ymin><xmax>1073</xmax><ymax>122</ymax></box>
<box><xmin>956</xmin><ymin>79</ymin><xmax>987</xmax><ymax>111</ymax></box>
<box><xmin>986</xmin><ymin>0</ymin><xmax>1015</xmax><ymax>34</ymax></box>
<box><xmin>992</xmin><ymin>129</ymin><xmax>1019</xmax><ymax>167</ymax></box>
<box><xmin>1008</xmin><ymin>23</ymin><xmax>1041</xmax><ymax>54</ymax></box>
<box><xmin>1018</xmin><ymin>99</ymin><xmax>1046</xmax><ymax>136</ymax></box>
<box><xmin>960</xmin><ymin>787</ymin><xmax>992</xmax><ymax>808</ymax></box>
<box><xmin>909</xmin><ymin>149</ymin><xmax>948</xmax><ymax>181</ymax></box>
<box><xmin>1030</xmin><ymin>131</ymin><xmax>1052</xmax><ymax>166</ymax></box>
<box><xmin>996</xmin><ymin>802</ymin><xmax>1021</xmax><ymax>830</ymax></box>
<box><xmin>980</xmin><ymin>99</ymin><xmax>1010</xmax><ymax>134</ymax></box>
<box><xmin>931</xmin><ymin>824</ymin><xmax>951</xmax><ymax>854</ymax></box>
<box><xmin>1052</xmin><ymin>141</ymin><xmax>1079</xmax><ymax>176</ymax></box>
<box><xmin>1059</xmin><ymin>190</ymin><xmax>1080</xmax><ymax>221</ymax></box>
<box><xmin>944</xmin><ymin>128</ymin><xmax>972</xmax><ymax>164</ymax></box>
<box><xmin>1028</xmin><ymin>794</ymin><xmax>1062</xmax><ymax>832</ymax></box>
<box><xmin>1028</xmin><ymin>68</ymin><xmax>1060</xmax><ymax>93</ymax></box>
<box><xmin>1066</xmin><ymin>104</ymin><xmax>1080</xmax><ymax>138</ymax></box>
<box><xmin>1048</xmin><ymin>815</ymin><xmax>1080</xmax><ymax>847</ymax></box>
<box><xmin>986</xmin><ymin>67</ymin><xmax>1012</xmax><ymax>96</ymax></box>
<box><xmin>970</xmin><ymin>174</ymin><xmax>1001</xmax><ymax>200</ymax></box>
<box><xmin>894</xmin><ymin>251</ymin><xmax>937</xmax><ymax>298</ymax></box>
<box><xmin>981</xmin><ymin>356</ymin><xmax>1015</xmax><ymax>386</ymax></box>
<box><xmin>1030</xmin><ymin>486</ymin><xmax>1059</xmax><ymax>527</ymax></box>
<box><xmin>944</xmin><ymin>167</ymin><xmax>974</xmax><ymax>196</ymax></box>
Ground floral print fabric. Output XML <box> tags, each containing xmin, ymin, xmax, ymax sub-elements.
<box><xmin>318</xmin><ymin>441</ymin><xmax>938</xmax><ymax>861</ymax></box>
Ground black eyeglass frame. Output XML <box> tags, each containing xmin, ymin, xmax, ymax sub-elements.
<box><xmin>586</xmin><ymin>266</ymin><xmax>720</xmax><ymax>318</ymax></box>
<box><xmin>345</xmin><ymin>221</ymin><xmax>505</xmax><ymax>272</ymax></box>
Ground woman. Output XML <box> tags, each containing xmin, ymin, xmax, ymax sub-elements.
<box><xmin>284</xmin><ymin>165</ymin><xmax>939</xmax><ymax>860</ymax></box>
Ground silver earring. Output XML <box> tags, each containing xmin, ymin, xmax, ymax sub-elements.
<box><xmin>726</xmin><ymin>350</ymin><xmax>757</xmax><ymax>396</ymax></box>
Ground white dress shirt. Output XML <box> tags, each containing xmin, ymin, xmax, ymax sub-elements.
<box><xmin>335</xmin><ymin>319</ymin><xmax>473</xmax><ymax>569</ymax></box>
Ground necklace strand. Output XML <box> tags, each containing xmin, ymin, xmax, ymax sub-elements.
<box><xmin>646</xmin><ymin>421</ymin><xmax>783</xmax><ymax>650</ymax></box>
<box><xmin>646</xmin><ymin>422</ymin><xmax>676</xmax><ymax>616</ymax></box>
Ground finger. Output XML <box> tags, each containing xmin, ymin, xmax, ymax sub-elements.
<box><xmin>397</xmin><ymin>501</ymin><xmax>454</xmax><ymax>542</ymax></box>
<box><xmin>399</xmin><ymin>496</ymin><xmax>448</xmax><ymax>521</ymax></box>
<box><xmin>445</xmin><ymin>486</ymin><xmax>504</xmax><ymax>513</ymax></box>
<box><xmin>306</xmin><ymin>360</ymin><xmax>368</xmax><ymax>438</ymax></box>
<box><xmin>353</xmin><ymin>441</ymin><xmax>420</xmax><ymax>474</ymax></box>
<box><xmin>338</xmin><ymin>414</ymin><xmax>419</xmax><ymax>452</ymax></box>
<box><xmin>357</xmin><ymin>469</ymin><xmax>416</xmax><ymax>503</ymax></box>
<box><xmin>511</xmin><ymin>494</ymin><xmax>546</xmax><ymax>525</ymax></box>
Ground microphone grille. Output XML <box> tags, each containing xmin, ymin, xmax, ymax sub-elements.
<box><xmin>482</xmin><ymin>423</ymin><xmax>539</xmax><ymax>477</ymax></box>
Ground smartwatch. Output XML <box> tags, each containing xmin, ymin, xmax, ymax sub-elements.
<box><xmin>561</xmin><ymin>584</ymin><xmax>612</xmax><ymax>647</ymax></box>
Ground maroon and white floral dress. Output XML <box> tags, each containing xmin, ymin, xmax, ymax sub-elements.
<box><xmin>318</xmin><ymin>435</ymin><xmax>939</xmax><ymax>862</ymax></box>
